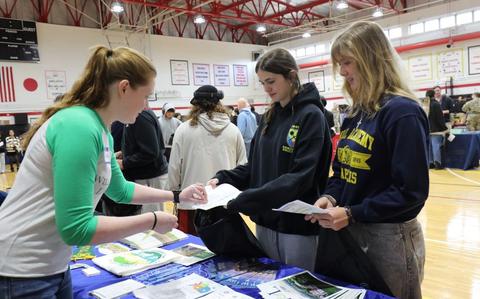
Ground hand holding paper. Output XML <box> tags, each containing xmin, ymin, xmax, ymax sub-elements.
<box><xmin>273</xmin><ymin>200</ymin><xmax>329</xmax><ymax>215</ymax></box>
<box><xmin>189</xmin><ymin>183</ymin><xmax>241</xmax><ymax>210</ymax></box>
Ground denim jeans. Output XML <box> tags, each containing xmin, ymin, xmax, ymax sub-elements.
<box><xmin>347</xmin><ymin>219</ymin><xmax>425</xmax><ymax>299</ymax></box>
<box><xmin>0</xmin><ymin>269</ymin><xmax>72</xmax><ymax>299</ymax></box>
<box><xmin>429</xmin><ymin>134</ymin><xmax>444</xmax><ymax>164</ymax></box>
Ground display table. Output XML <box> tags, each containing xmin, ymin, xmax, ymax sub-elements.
<box><xmin>71</xmin><ymin>236</ymin><xmax>391</xmax><ymax>299</ymax></box>
<box><xmin>445</xmin><ymin>132</ymin><xmax>480</xmax><ymax>170</ymax></box>
<box><xmin>72</xmin><ymin>235</ymin><xmax>393</xmax><ymax>299</ymax></box>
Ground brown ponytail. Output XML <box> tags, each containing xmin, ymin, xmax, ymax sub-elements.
<box><xmin>255</xmin><ymin>48</ymin><xmax>301</xmax><ymax>135</ymax></box>
<box><xmin>23</xmin><ymin>46</ymin><xmax>156</xmax><ymax>150</ymax></box>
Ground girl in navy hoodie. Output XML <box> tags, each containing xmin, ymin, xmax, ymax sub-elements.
<box><xmin>306</xmin><ymin>21</ymin><xmax>429</xmax><ymax>299</ymax></box>
<box><xmin>209</xmin><ymin>48</ymin><xmax>332</xmax><ymax>271</ymax></box>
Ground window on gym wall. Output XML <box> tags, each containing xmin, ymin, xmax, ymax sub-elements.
<box><xmin>456</xmin><ymin>11</ymin><xmax>473</xmax><ymax>25</ymax></box>
<box><xmin>389</xmin><ymin>27</ymin><xmax>402</xmax><ymax>39</ymax></box>
<box><xmin>473</xmin><ymin>9</ymin><xmax>480</xmax><ymax>22</ymax></box>
<box><xmin>440</xmin><ymin>15</ymin><xmax>455</xmax><ymax>28</ymax></box>
<box><xmin>305</xmin><ymin>45</ymin><xmax>315</xmax><ymax>56</ymax></box>
<box><xmin>425</xmin><ymin>19</ymin><xmax>440</xmax><ymax>32</ymax></box>
<box><xmin>315</xmin><ymin>44</ymin><xmax>326</xmax><ymax>55</ymax></box>
<box><xmin>409</xmin><ymin>22</ymin><xmax>424</xmax><ymax>35</ymax></box>
<box><xmin>296</xmin><ymin>48</ymin><xmax>305</xmax><ymax>58</ymax></box>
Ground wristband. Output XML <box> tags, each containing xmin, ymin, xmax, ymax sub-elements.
<box><xmin>344</xmin><ymin>206</ymin><xmax>355</xmax><ymax>224</ymax></box>
<box><xmin>151</xmin><ymin>212</ymin><xmax>157</xmax><ymax>230</ymax></box>
<box><xmin>172</xmin><ymin>190</ymin><xmax>181</xmax><ymax>204</ymax></box>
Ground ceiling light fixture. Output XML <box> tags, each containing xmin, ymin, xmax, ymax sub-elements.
<box><xmin>336</xmin><ymin>0</ymin><xmax>348</xmax><ymax>10</ymax></box>
<box><xmin>256</xmin><ymin>24</ymin><xmax>267</xmax><ymax>33</ymax></box>
<box><xmin>302</xmin><ymin>32</ymin><xmax>311</xmax><ymax>38</ymax></box>
<box><xmin>193</xmin><ymin>14</ymin><xmax>206</xmax><ymax>24</ymax></box>
<box><xmin>111</xmin><ymin>1</ymin><xmax>124</xmax><ymax>13</ymax></box>
<box><xmin>372</xmin><ymin>7</ymin><xmax>383</xmax><ymax>18</ymax></box>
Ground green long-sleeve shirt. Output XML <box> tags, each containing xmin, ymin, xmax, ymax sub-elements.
<box><xmin>0</xmin><ymin>106</ymin><xmax>134</xmax><ymax>277</ymax></box>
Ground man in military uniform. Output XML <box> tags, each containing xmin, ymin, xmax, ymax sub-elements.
<box><xmin>462</xmin><ymin>92</ymin><xmax>480</xmax><ymax>131</ymax></box>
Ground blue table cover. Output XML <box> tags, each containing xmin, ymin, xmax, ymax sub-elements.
<box><xmin>72</xmin><ymin>235</ymin><xmax>393</xmax><ymax>299</ymax></box>
<box><xmin>445</xmin><ymin>132</ymin><xmax>480</xmax><ymax>170</ymax></box>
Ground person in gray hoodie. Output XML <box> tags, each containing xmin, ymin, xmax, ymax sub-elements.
<box><xmin>168</xmin><ymin>85</ymin><xmax>247</xmax><ymax>234</ymax></box>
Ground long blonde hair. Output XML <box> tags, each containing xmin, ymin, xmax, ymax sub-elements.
<box><xmin>331</xmin><ymin>21</ymin><xmax>416</xmax><ymax>117</ymax></box>
<box><xmin>23</xmin><ymin>46</ymin><xmax>156</xmax><ymax>149</ymax></box>
<box><xmin>255</xmin><ymin>48</ymin><xmax>301</xmax><ymax>135</ymax></box>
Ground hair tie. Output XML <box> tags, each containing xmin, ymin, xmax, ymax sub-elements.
<box><xmin>106</xmin><ymin>49</ymin><xmax>113</xmax><ymax>58</ymax></box>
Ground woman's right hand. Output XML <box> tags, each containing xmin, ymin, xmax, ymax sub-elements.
<box><xmin>152</xmin><ymin>212</ymin><xmax>178</xmax><ymax>234</ymax></box>
<box><xmin>206</xmin><ymin>178</ymin><xmax>219</xmax><ymax>189</ymax></box>
<box><xmin>304</xmin><ymin>197</ymin><xmax>334</xmax><ymax>223</ymax></box>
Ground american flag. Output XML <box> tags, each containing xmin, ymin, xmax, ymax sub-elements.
<box><xmin>0</xmin><ymin>66</ymin><xmax>15</xmax><ymax>102</ymax></box>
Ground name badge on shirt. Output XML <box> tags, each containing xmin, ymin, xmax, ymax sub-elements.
<box><xmin>101</xmin><ymin>131</ymin><xmax>111</xmax><ymax>164</ymax></box>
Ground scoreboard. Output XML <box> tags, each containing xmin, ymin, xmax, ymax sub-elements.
<box><xmin>0</xmin><ymin>17</ymin><xmax>40</xmax><ymax>62</ymax></box>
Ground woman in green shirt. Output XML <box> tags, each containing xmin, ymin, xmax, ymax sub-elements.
<box><xmin>0</xmin><ymin>46</ymin><xmax>207</xmax><ymax>299</ymax></box>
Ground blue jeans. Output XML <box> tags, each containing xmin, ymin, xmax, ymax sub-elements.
<box><xmin>0</xmin><ymin>269</ymin><xmax>72</xmax><ymax>299</ymax></box>
<box><xmin>429</xmin><ymin>134</ymin><xmax>444</xmax><ymax>164</ymax></box>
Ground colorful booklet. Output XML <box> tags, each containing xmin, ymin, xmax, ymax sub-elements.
<box><xmin>121</xmin><ymin>228</ymin><xmax>188</xmax><ymax>250</ymax></box>
<box><xmin>257</xmin><ymin>271</ymin><xmax>365</xmax><ymax>299</ymax></box>
<box><xmin>172</xmin><ymin>243</ymin><xmax>215</xmax><ymax>266</ymax></box>
<box><xmin>92</xmin><ymin>248</ymin><xmax>180</xmax><ymax>276</ymax></box>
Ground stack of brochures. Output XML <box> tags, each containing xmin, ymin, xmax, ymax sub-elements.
<box><xmin>172</xmin><ymin>243</ymin><xmax>216</xmax><ymax>266</ymax></box>
<box><xmin>133</xmin><ymin>273</ymin><xmax>253</xmax><ymax>299</ymax></box>
<box><xmin>121</xmin><ymin>228</ymin><xmax>188</xmax><ymax>250</ymax></box>
<box><xmin>257</xmin><ymin>271</ymin><xmax>366</xmax><ymax>299</ymax></box>
<box><xmin>92</xmin><ymin>248</ymin><xmax>180</xmax><ymax>276</ymax></box>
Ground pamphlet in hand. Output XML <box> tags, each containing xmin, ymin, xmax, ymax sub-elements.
<box><xmin>172</xmin><ymin>243</ymin><xmax>216</xmax><ymax>266</ymax></box>
<box><xmin>272</xmin><ymin>200</ymin><xmax>328</xmax><ymax>215</ymax></box>
<box><xmin>180</xmin><ymin>183</ymin><xmax>241</xmax><ymax>210</ymax></box>
<box><xmin>92</xmin><ymin>248</ymin><xmax>180</xmax><ymax>276</ymax></box>
<box><xmin>133</xmin><ymin>273</ymin><xmax>223</xmax><ymax>299</ymax></box>
<box><xmin>121</xmin><ymin>228</ymin><xmax>188</xmax><ymax>250</ymax></box>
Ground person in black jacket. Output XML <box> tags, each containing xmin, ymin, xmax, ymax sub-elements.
<box><xmin>307</xmin><ymin>21</ymin><xmax>428</xmax><ymax>299</ymax></box>
<box><xmin>426</xmin><ymin>90</ymin><xmax>448</xmax><ymax>169</ymax></box>
<box><xmin>433</xmin><ymin>85</ymin><xmax>453</xmax><ymax>125</ymax></box>
<box><xmin>115</xmin><ymin>102</ymin><xmax>169</xmax><ymax>214</ymax></box>
<box><xmin>321</xmin><ymin>97</ymin><xmax>335</xmax><ymax>137</ymax></box>
<box><xmin>208</xmin><ymin>48</ymin><xmax>332</xmax><ymax>271</ymax></box>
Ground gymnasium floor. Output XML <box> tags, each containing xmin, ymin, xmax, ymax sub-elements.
<box><xmin>1</xmin><ymin>167</ymin><xmax>479</xmax><ymax>298</ymax></box>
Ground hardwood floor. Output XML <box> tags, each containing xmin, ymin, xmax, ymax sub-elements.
<box><xmin>1</xmin><ymin>167</ymin><xmax>480</xmax><ymax>298</ymax></box>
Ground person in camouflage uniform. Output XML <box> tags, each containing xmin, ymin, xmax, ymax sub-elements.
<box><xmin>462</xmin><ymin>92</ymin><xmax>480</xmax><ymax>131</ymax></box>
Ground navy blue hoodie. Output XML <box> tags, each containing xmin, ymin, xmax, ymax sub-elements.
<box><xmin>326</xmin><ymin>95</ymin><xmax>429</xmax><ymax>223</ymax></box>
<box><xmin>216</xmin><ymin>83</ymin><xmax>332</xmax><ymax>235</ymax></box>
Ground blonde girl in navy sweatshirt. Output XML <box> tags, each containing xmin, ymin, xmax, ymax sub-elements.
<box><xmin>306</xmin><ymin>21</ymin><xmax>429</xmax><ymax>299</ymax></box>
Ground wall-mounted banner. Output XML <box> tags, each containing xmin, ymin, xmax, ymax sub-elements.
<box><xmin>233</xmin><ymin>64</ymin><xmax>248</xmax><ymax>86</ymax></box>
<box><xmin>308</xmin><ymin>70</ymin><xmax>325</xmax><ymax>92</ymax></box>
<box><xmin>468</xmin><ymin>45</ymin><xmax>480</xmax><ymax>75</ymax></box>
<box><xmin>45</xmin><ymin>70</ymin><xmax>66</xmax><ymax>100</ymax></box>
<box><xmin>213</xmin><ymin>64</ymin><xmax>230</xmax><ymax>86</ymax></box>
<box><xmin>192</xmin><ymin>63</ymin><xmax>210</xmax><ymax>86</ymax></box>
<box><xmin>408</xmin><ymin>54</ymin><xmax>433</xmax><ymax>81</ymax></box>
<box><xmin>0</xmin><ymin>66</ymin><xmax>16</xmax><ymax>102</ymax></box>
<box><xmin>438</xmin><ymin>49</ymin><xmax>463</xmax><ymax>79</ymax></box>
<box><xmin>170</xmin><ymin>60</ymin><xmax>189</xmax><ymax>85</ymax></box>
